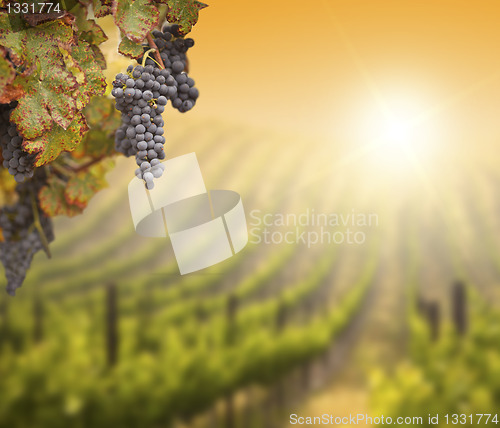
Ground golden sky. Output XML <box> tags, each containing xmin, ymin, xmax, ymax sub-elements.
<box><xmin>187</xmin><ymin>0</ymin><xmax>500</xmax><ymax>144</ymax></box>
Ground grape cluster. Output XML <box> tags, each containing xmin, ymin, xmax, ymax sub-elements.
<box><xmin>143</xmin><ymin>24</ymin><xmax>200</xmax><ymax>113</ymax></box>
<box><xmin>112</xmin><ymin>64</ymin><xmax>169</xmax><ymax>190</ymax></box>
<box><xmin>112</xmin><ymin>24</ymin><xmax>200</xmax><ymax>189</ymax></box>
<box><xmin>0</xmin><ymin>168</ymin><xmax>54</xmax><ymax>296</ymax></box>
<box><xmin>0</xmin><ymin>103</ymin><xmax>36</xmax><ymax>183</ymax></box>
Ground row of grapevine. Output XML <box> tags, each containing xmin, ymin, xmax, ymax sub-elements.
<box><xmin>370</xmin><ymin>210</ymin><xmax>500</xmax><ymax>426</ymax></box>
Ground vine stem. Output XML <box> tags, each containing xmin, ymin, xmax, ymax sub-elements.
<box><xmin>50</xmin><ymin>156</ymin><xmax>104</xmax><ymax>176</ymax></box>
<box><xmin>73</xmin><ymin>156</ymin><xmax>105</xmax><ymax>173</ymax></box>
<box><xmin>29</xmin><ymin>189</ymin><xmax>51</xmax><ymax>259</ymax></box>
<box><xmin>146</xmin><ymin>33</ymin><xmax>165</xmax><ymax>69</ymax></box>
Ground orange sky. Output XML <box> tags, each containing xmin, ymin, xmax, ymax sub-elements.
<box><xmin>185</xmin><ymin>0</ymin><xmax>500</xmax><ymax>143</ymax></box>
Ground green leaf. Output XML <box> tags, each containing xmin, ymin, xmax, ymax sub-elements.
<box><xmin>90</xmin><ymin>45</ymin><xmax>107</xmax><ymax>69</ymax></box>
<box><xmin>24</xmin><ymin>114</ymin><xmax>89</xmax><ymax>167</ymax></box>
<box><xmin>166</xmin><ymin>0</ymin><xmax>208</xmax><ymax>35</ymax></box>
<box><xmin>0</xmin><ymin>14</ymin><xmax>26</xmax><ymax>65</ymax></box>
<box><xmin>118</xmin><ymin>35</ymin><xmax>145</xmax><ymax>59</ymax></box>
<box><xmin>83</xmin><ymin>96</ymin><xmax>121</xmax><ymax>133</ymax></box>
<box><xmin>112</xmin><ymin>0</ymin><xmax>160</xmax><ymax>43</ymax></box>
<box><xmin>73</xmin><ymin>97</ymin><xmax>121</xmax><ymax>158</ymax></box>
<box><xmin>93</xmin><ymin>0</ymin><xmax>112</xmax><ymax>18</ymax></box>
<box><xmin>72</xmin><ymin>2</ymin><xmax>108</xmax><ymax>45</ymax></box>
<box><xmin>39</xmin><ymin>176</ymin><xmax>84</xmax><ymax>217</ymax></box>
<box><xmin>64</xmin><ymin>159</ymin><xmax>114</xmax><ymax>209</ymax></box>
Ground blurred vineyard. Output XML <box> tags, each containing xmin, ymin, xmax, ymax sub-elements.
<box><xmin>0</xmin><ymin>116</ymin><xmax>499</xmax><ymax>428</ymax></box>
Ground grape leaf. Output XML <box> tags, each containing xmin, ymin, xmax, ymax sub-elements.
<box><xmin>2</xmin><ymin>19</ymin><xmax>80</xmax><ymax>137</ymax></box>
<box><xmin>64</xmin><ymin>159</ymin><xmax>114</xmax><ymax>209</ymax></box>
<box><xmin>10</xmin><ymin>73</ymin><xmax>78</xmax><ymax>140</ymax></box>
<box><xmin>39</xmin><ymin>176</ymin><xmax>84</xmax><ymax>217</ymax></box>
<box><xmin>93</xmin><ymin>0</ymin><xmax>113</xmax><ymax>18</ymax></box>
<box><xmin>118</xmin><ymin>35</ymin><xmax>145</xmax><ymax>59</ymax></box>
<box><xmin>0</xmin><ymin>14</ymin><xmax>27</xmax><ymax>66</ymax></box>
<box><xmin>0</xmin><ymin>62</ymin><xmax>22</xmax><ymax>103</ymax></box>
<box><xmin>165</xmin><ymin>0</ymin><xmax>208</xmax><ymax>35</ymax></box>
<box><xmin>72</xmin><ymin>2</ymin><xmax>108</xmax><ymax>46</ymax></box>
<box><xmin>112</xmin><ymin>0</ymin><xmax>160</xmax><ymax>43</ymax></box>
<box><xmin>23</xmin><ymin>114</ymin><xmax>89</xmax><ymax>167</ymax></box>
<box><xmin>84</xmin><ymin>96</ymin><xmax>121</xmax><ymax>133</ymax></box>
<box><xmin>0</xmin><ymin>48</ymin><xmax>22</xmax><ymax>103</ymax></box>
<box><xmin>1</xmin><ymin>13</ymin><xmax>106</xmax><ymax>161</ymax></box>
<box><xmin>0</xmin><ymin>50</ymin><xmax>16</xmax><ymax>97</ymax></box>
<box><xmin>73</xmin><ymin>97</ymin><xmax>121</xmax><ymax>158</ymax></box>
<box><xmin>65</xmin><ymin>41</ymin><xmax>107</xmax><ymax>110</ymax></box>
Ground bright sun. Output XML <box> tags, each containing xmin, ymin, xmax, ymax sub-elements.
<box><xmin>385</xmin><ymin>117</ymin><xmax>413</xmax><ymax>145</ymax></box>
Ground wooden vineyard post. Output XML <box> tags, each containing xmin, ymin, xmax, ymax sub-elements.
<box><xmin>225</xmin><ymin>294</ymin><xmax>238</xmax><ymax>428</ymax></box>
<box><xmin>33</xmin><ymin>293</ymin><xmax>43</xmax><ymax>344</ymax></box>
<box><xmin>106</xmin><ymin>282</ymin><xmax>119</xmax><ymax>367</ymax></box>
<box><xmin>416</xmin><ymin>294</ymin><xmax>427</xmax><ymax>315</ymax></box>
<box><xmin>275</xmin><ymin>302</ymin><xmax>287</xmax><ymax>408</ymax></box>
<box><xmin>0</xmin><ymin>292</ymin><xmax>8</xmax><ymax>350</ymax></box>
<box><xmin>276</xmin><ymin>302</ymin><xmax>287</xmax><ymax>332</ymax></box>
<box><xmin>451</xmin><ymin>281</ymin><xmax>467</xmax><ymax>336</ymax></box>
<box><xmin>426</xmin><ymin>301</ymin><xmax>440</xmax><ymax>342</ymax></box>
<box><xmin>242</xmin><ymin>387</ymin><xmax>256</xmax><ymax>428</ymax></box>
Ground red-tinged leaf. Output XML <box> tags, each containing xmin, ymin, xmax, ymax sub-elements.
<box><xmin>23</xmin><ymin>114</ymin><xmax>89</xmax><ymax>167</ymax></box>
<box><xmin>5</xmin><ymin>19</ymin><xmax>81</xmax><ymax>138</ymax></box>
<box><xmin>93</xmin><ymin>0</ymin><xmax>112</xmax><ymax>17</ymax></box>
<box><xmin>0</xmin><ymin>82</ymin><xmax>23</xmax><ymax>104</ymax></box>
<box><xmin>5</xmin><ymin>17</ymin><xmax>105</xmax><ymax>140</ymax></box>
<box><xmin>39</xmin><ymin>176</ymin><xmax>83</xmax><ymax>217</ymax></box>
<box><xmin>11</xmin><ymin>73</ymin><xmax>78</xmax><ymax>139</ymax></box>
<box><xmin>118</xmin><ymin>35</ymin><xmax>144</xmax><ymax>59</ymax></box>
<box><xmin>66</xmin><ymin>41</ymin><xmax>107</xmax><ymax>109</ymax></box>
<box><xmin>64</xmin><ymin>159</ymin><xmax>114</xmax><ymax>209</ymax></box>
<box><xmin>166</xmin><ymin>0</ymin><xmax>208</xmax><ymax>35</ymax></box>
<box><xmin>112</xmin><ymin>0</ymin><xmax>160</xmax><ymax>43</ymax></box>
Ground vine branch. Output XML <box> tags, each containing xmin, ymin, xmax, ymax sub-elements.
<box><xmin>73</xmin><ymin>156</ymin><xmax>105</xmax><ymax>173</ymax></box>
<box><xmin>29</xmin><ymin>189</ymin><xmax>52</xmax><ymax>259</ymax></box>
<box><xmin>146</xmin><ymin>33</ymin><xmax>165</xmax><ymax>69</ymax></box>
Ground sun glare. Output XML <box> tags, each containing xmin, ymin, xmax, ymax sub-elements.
<box><xmin>385</xmin><ymin>117</ymin><xmax>412</xmax><ymax>145</ymax></box>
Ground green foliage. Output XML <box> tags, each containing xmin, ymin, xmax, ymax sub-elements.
<box><xmin>24</xmin><ymin>114</ymin><xmax>89</xmax><ymax>166</ymax></box>
<box><xmin>0</xmin><ymin>0</ymin><xmax>207</xmax><ymax>216</ymax></box>
<box><xmin>112</xmin><ymin>0</ymin><xmax>161</xmax><ymax>43</ymax></box>
<box><xmin>166</xmin><ymin>0</ymin><xmax>208</xmax><ymax>35</ymax></box>
<box><xmin>118</xmin><ymin>35</ymin><xmax>145</xmax><ymax>59</ymax></box>
<box><xmin>0</xmin><ymin>50</ymin><xmax>15</xmax><ymax>97</ymax></box>
<box><xmin>0</xmin><ymin>251</ymin><xmax>373</xmax><ymax>427</ymax></box>
<box><xmin>371</xmin><ymin>287</ymin><xmax>500</xmax><ymax>426</ymax></box>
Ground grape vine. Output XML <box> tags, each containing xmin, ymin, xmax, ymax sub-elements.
<box><xmin>113</xmin><ymin>24</ymin><xmax>199</xmax><ymax>189</ymax></box>
<box><xmin>0</xmin><ymin>0</ymin><xmax>207</xmax><ymax>294</ymax></box>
